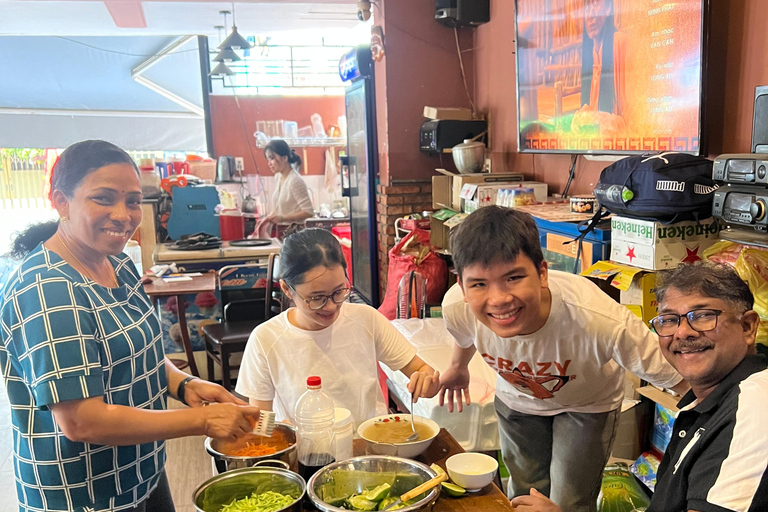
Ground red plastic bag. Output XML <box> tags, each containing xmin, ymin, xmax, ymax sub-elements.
<box><xmin>378</xmin><ymin>228</ymin><xmax>447</xmax><ymax>320</ymax></box>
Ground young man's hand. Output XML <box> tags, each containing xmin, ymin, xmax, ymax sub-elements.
<box><xmin>437</xmin><ymin>364</ymin><xmax>472</xmax><ymax>412</ymax></box>
<box><xmin>407</xmin><ymin>370</ymin><xmax>441</xmax><ymax>402</ymax></box>
<box><xmin>510</xmin><ymin>488</ymin><xmax>562</xmax><ymax>512</ymax></box>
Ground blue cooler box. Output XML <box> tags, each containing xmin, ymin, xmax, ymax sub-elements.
<box><xmin>533</xmin><ymin>217</ymin><xmax>611</xmax><ymax>274</ymax></box>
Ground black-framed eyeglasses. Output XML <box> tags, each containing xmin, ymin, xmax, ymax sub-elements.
<box><xmin>649</xmin><ymin>309</ymin><xmax>723</xmax><ymax>337</ymax></box>
<box><xmin>289</xmin><ymin>286</ymin><xmax>352</xmax><ymax>310</ymax></box>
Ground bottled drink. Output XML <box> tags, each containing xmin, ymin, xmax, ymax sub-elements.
<box><xmin>295</xmin><ymin>376</ymin><xmax>336</xmax><ymax>483</ymax></box>
<box><xmin>593</xmin><ymin>183</ymin><xmax>634</xmax><ymax>205</ymax></box>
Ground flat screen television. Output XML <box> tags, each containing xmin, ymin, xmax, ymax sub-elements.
<box><xmin>514</xmin><ymin>0</ymin><xmax>707</xmax><ymax>155</ymax></box>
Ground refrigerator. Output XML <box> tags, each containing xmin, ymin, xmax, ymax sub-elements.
<box><xmin>339</xmin><ymin>45</ymin><xmax>379</xmax><ymax>306</ymax></box>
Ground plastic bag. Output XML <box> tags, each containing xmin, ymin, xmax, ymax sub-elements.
<box><xmin>705</xmin><ymin>243</ymin><xmax>768</xmax><ymax>346</ymax></box>
<box><xmin>598</xmin><ymin>463</ymin><xmax>652</xmax><ymax>512</ymax></box>
<box><xmin>735</xmin><ymin>248</ymin><xmax>768</xmax><ymax>346</ymax></box>
<box><xmin>378</xmin><ymin>229</ymin><xmax>447</xmax><ymax>320</ymax></box>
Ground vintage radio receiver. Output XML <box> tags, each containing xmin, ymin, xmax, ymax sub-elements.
<box><xmin>712</xmin><ymin>153</ymin><xmax>768</xmax><ymax>186</ymax></box>
<box><xmin>712</xmin><ymin>185</ymin><xmax>768</xmax><ymax>231</ymax></box>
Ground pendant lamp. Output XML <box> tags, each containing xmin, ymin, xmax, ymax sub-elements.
<box><xmin>213</xmin><ymin>48</ymin><xmax>241</xmax><ymax>63</ymax></box>
<box><xmin>209</xmin><ymin>61</ymin><xmax>235</xmax><ymax>77</ymax></box>
<box><xmin>219</xmin><ymin>3</ymin><xmax>252</xmax><ymax>50</ymax></box>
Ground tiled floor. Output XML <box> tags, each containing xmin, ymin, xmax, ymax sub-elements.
<box><xmin>0</xmin><ymin>384</ymin><xmax>214</xmax><ymax>512</ymax></box>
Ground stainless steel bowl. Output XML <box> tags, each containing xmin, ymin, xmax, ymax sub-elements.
<box><xmin>205</xmin><ymin>422</ymin><xmax>298</xmax><ymax>473</ymax></box>
<box><xmin>452</xmin><ymin>139</ymin><xmax>486</xmax><ymax>174</ymax></box>
<box><xmin>307</xmin><ymin>455</ymin><xmax>439</xmax><ymax>512</ymax></box>
<box><xmin>192</xmin><ymin>464</ymin><xmax>305</xmax><ymax>512</ymax></box>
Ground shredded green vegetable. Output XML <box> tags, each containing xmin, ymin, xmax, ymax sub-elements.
<box><xmin>220</xmin><ymin>491</ymin><xmax>296</xmax><ymax>512</ymax></box>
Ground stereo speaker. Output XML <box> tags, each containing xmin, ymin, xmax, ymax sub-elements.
<box><xmin>436</xmin><ymin>0</ymin><xmax>489</xmax><ymax>27</ymax></box>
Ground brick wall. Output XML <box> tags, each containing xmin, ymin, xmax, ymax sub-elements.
<box><xmin>376</xmin><ymin>181</ymin><xmax>433</xmax><ymax>299</ymax></box>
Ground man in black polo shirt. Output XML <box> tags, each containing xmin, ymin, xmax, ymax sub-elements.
<box><xmin>512</xmin><ymin>262</ymin><xmax>768</xmax><ymax>512</ymax></box>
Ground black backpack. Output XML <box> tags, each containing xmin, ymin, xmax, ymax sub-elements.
<box><xmin>569</xmin><ymin>152</ymin><xmax>718</xmax><ymax>273</ymax></box>
<box><xmin>593</xmin><ymin>152</ymin><xmax>717</xmax><ymax>223</ymax></box>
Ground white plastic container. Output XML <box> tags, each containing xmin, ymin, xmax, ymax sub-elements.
<box><xmin>295</xmin><ymin>376</ymin><xmax>336</xmax><ymax>481</ymax></box>
<box><xmin>333</xmin><ymin>407</ymin><xmax>354</xmax><ymax>463</ymax></box>
<box><xmin>124</xmin><ymin>240</ymin><xmax>143</xmax><ymax>276</ymax></box>
<box><xmin>283</xmin><ymin>121</ymin><xmax>299</xmax><ymax>140</ymax></box>
<box><xmin>310</xmin><ymin>113</ymin><xmax>327</xmax><ymax>138</ymax></box>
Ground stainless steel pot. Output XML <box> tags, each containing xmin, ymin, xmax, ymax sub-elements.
<box><xmin>452</xmin><ymin>139</ymin><xmax>486</xmax><ymax>174</ymax></box>
<box><xmin>205</xmin><ymin>422</ymin><xmax>298</xmax><ymax>474</ymax></box>
<box><xmin>193</xmin><ymin>461</ymin><xmax>305</xmax><ymax>512</ymax></box>
<box><xmin>307</xmin><ymin>455</ymin><xmax>439</xmax><ymax>512</ymax></box>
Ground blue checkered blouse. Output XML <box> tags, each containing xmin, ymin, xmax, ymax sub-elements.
<box><xmin>0</xmin><ymin>244</ymin><xmax>168</xmax><ymax>512</ymax></box>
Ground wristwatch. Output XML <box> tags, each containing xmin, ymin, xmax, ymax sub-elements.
<box><xmin>177</xmin><ymin>376</ymin><xmax>198</xmax><ymax>406</ymax></box>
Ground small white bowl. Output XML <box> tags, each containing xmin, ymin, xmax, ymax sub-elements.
<box><xmin>445</xmin><ymin>452</ymin><xmax>498</xmax><ymax>491</ymax></box>
<box><xmin>357</xmin><ymin>414</ymin><xmax>439</xmax><ymax>459</ymax></box>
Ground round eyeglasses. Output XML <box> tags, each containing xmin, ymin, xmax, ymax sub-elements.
<box><xmin>648</xmin><ymin>309</ymin><xmax>723</xmax><ymax>337</ymax></box>
<box><xmin>290</xmin><ymin>286</ymin><xmax>352</xmax><ymax>310</ymax></box>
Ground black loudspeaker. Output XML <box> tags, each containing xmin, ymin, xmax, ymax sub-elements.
<box><xmin>436</xmin><ymin>0</ymin><xmax>489</xmax><ymax>27</ymax></box>
<box><xmin>751</xmin><ymin>86</ymin><xmax>768</xmax><ymax>153</ymax></box>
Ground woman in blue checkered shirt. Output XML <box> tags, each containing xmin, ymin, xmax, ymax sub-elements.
<box><xmin>0</xmin><ymin>140</ymin><xmax>262</xmax><ymax>512</ymax></box>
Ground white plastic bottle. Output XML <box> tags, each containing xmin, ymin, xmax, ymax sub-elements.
<box><xmin>295</xmin><ymin>376</ymin><xmax>336</xmax><ymax>481</ymax></box>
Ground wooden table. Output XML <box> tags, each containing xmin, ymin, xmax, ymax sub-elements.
<box><xmin>143</xmin><ymin>272</ymin><xmax>216</xmax><ymax>377</ymax></box>
<box><xmin>351</xmin><ymin>429</ymin><xmax>515</xmax><ymax>512</ymax></box>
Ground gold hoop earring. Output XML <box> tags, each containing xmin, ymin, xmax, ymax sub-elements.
<box><xmin>60</xmin><ymin>217</ymin><xmax>69</xmax><ymax>223</ymax></box>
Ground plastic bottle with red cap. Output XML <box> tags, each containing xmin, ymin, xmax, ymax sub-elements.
<box><xmin>295</xmin><ymin>376</ymin><xmax>336</xmax><ymax>483</ymax></box>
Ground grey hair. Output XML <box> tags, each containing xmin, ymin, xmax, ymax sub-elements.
<box><xmin>655</xmin><ymin>261</ymin><xmax>754</xmax><ymax>313</ymax></box>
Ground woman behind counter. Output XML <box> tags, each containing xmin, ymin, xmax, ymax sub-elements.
<box><xmin>0</xmin><ymin>140</ymin><xmax>261</xmax><ymax>512</ymax></box>
<box><xmin>261</xmin><ymin>139</ymin><xmax>314</xmax><ymax>227</ymax></box>
<box><xmin>236</xmin><ymin>228</ymin><xmax>441</xmax><ymax>425</ymax></box>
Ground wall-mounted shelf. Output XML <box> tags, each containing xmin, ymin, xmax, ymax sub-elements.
<box><xmin>254</xmin><ymin>137</ymin><xmax>346</xmax><ymax>149</ymax></box>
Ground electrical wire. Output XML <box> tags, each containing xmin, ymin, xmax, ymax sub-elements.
<box><xmin>454</xmin><ymin>27</ymin><xmax>476</xmax><ymax>114</ymax></box>
<box><xmin>55</xmin><ymin>36</ymin><xmax>199</xmax><ymax>57</ymax></box>
<box><xmin>561</xmin><ymin>155</ymin><xmax>578</xmax><ymax>198</ymax></box>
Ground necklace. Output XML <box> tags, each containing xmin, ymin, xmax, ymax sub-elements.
<box><xmin>57</xmin><ymin>233</ymin><xmax>118</xmax><ymax>288</ymax></box>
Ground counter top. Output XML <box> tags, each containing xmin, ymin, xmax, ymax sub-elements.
<box><xmin>155</xmin><ymin>239</ymin><xmax>281</xmax><ymax>263</ymax></box>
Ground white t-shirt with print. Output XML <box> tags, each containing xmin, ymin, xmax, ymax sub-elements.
<box><xmin>272</xmin><ymin>170</ymin><xmax>314</xmax><ymax>219</ymax></box>
<box><xmin>236</xmin><ymin>302</ymin><xmax>417</xmax><ymax>425</ymax></box>
<box><xmin>442</xmin><ymin>270</ymin><xmax>682</xmax><ymax>415</ymax></box>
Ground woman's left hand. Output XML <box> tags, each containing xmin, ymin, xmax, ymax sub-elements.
<box><xmin>407</xmin><ymin>370</ymin><xmax>441</xmax><ymax>402</ymax></box>
<box><xmin>184</xmin><ymin>379</ymin><xmax>248</xmax><ymax>408</ymax></box>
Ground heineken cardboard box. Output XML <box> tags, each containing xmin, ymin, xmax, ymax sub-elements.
<box><xmin>610</xmin><ymin>216</ymin><xmax>721</xmax><ymax>270</ymax></box>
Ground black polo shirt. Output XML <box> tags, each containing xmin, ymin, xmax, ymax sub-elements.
<box><xmin>648</xmin><ymin>355</ymin><xmax>768</xmax><ymax>512</ymax></box>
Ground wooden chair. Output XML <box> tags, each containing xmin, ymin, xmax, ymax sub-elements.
<box><xmin>202</xmin><ymin>254</ymin><xmax>282</xmax><ymax>391</ymax></box>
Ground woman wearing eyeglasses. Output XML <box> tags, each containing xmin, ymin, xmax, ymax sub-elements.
<box><xmin>235</xmin><ymin>228</ymin><xmax>440</xmax><ymax>425</ymax></box>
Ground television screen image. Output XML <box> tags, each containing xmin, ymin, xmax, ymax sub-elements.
<box><xmin>515</xmin><ymin>0</ymin><xmax>705</xmax><ymax>154</ymax></box>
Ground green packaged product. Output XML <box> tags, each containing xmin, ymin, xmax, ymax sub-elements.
<box><xmin>597</xmin><ymin>463</ymin><xmax>651</xmax><ymax>512</ymax></box>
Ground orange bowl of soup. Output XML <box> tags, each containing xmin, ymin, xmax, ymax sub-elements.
<box><xmin>357</xmin><ymin>414</ymin><xmax>439</xmax><ymax>459</ymax></box>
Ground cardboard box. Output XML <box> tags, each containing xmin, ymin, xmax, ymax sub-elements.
<box><xmin>611</xmin><ymin>399</ymin><xmax>650</xmax><ymax>461</ymax></box>
<box><xmin>423</xmin><ymin>106</ymin><xmax>475</xmax><ymax>121</ymax></box>
<box><xmin>581</xmin><ymin>261</ymin><xmax>658</xmax><ymax>325</ymax></box>
<box><xmin>430</xmin><ymin>173</ymin><xmax>524</xmax><ymax>212</ymax></box>
<box><xmin>610</xmin><ymin>216</ymin><xmax>721</xmax><ymax>270</ymax></box>
<box><xmin>467</xmin><ymin>182</ymin><xmax>549</xmax><ymax>211</ymax></box>
<box><xmin>429</xmin><ymin>209</ymin><xmax>466</xmax><ymax>249</ymax></box>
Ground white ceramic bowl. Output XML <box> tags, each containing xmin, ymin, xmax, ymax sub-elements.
<box><xmin>445</xmin><ymin>452</ymin><xmax>498</xmax><ymax>491</ymax></box>
<box><xmin>357</xmin><ymin>414</ymin><xmax>439</xmax><ymax>459</ymax></box>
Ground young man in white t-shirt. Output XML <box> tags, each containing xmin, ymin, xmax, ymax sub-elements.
<box><xmin>438</xmin><ymin>206</ymin><xmax>687</xmax><ymax>512</ymax></box>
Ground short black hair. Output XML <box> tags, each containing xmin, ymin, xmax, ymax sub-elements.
<box><xmin>656</xmin><ymin>262</ymin><xmax>754</xmax><ymax>313</ymax></box>
<box><xmin>279</xmin><ymin>228</ymin><xmax>347</xmax><ymax>287</ymax></box>
<box><xmin>450</xmin><ymin>206</ymin><xmax>544</xmax><ymax>277</ymax></box>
